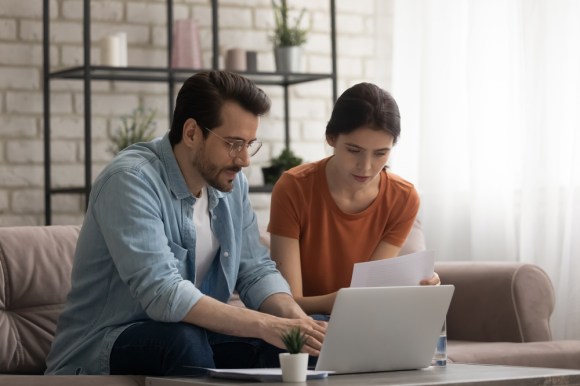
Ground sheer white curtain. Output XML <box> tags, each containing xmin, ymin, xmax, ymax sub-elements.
<box><xmin>388</xmin><ymin>0</ymin><xmax>580</xmax><ymax>339</ymax></box>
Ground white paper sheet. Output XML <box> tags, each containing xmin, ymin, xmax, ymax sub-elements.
<box><xmin>205</xmin><ymin>368</ymin><xmax>331</xmax><ymax>381</ymax></box>
<box><xmin>350</xmin><ymin>250</ymin><xmax>435</xmax><ymax>287</ymax></box>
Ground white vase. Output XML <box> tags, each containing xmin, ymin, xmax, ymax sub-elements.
<box><xmin>274</xmin><ymin>46</ymin><xmax>303</xmax><ymax>73</ymax></box>
<box><xmin>100</xmin><ymin>32</ymin><xmax>127</xmax><ymax>67</ymax></box>
<box><xmin>279</xmin><ymin>352</ymin><xmax>308</xmax><ymax>382</ymax></box>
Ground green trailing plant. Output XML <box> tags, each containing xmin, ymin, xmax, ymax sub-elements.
<box><xmin>262</xmin><ymin>148</ymin><xmax>303</xmax><ymax>185</ymax></box>
<box><xmin>281</xmin><ymin>327</ymin><xmax>308</xmax><ymax>354</ymax></box>
<box><xmin>271</xmin><ymin>0</ymin><xmax>308</xmax><ymax>47</ymax></box>
<box><xmin>109</xmin><ymin>107</ymin><xmax>157</xmax><ymax>155</ymax></box>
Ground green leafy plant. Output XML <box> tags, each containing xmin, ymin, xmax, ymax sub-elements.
<box><xmin>109</xmin><ymin>107</ymin><xmax>157</xmax><ymax>155</ymax></box>
<box><xmin>271</xmin><ymin>0</ymin><xmax>308</xmax><ymax>47</ymax></box>
<box><xmin>281</xmin><ymin>327</ymin><xmax>308</xmax><ymax>354</ymax></box>
<box><xmin>271</xmin><ymin>148</ymin><xmax>303</xmax><ymax>170</ymax></box>
<box><xmin>262</xmin><ymin>148</ymin><xmax>303</xmax><ymax>185</ymax></box>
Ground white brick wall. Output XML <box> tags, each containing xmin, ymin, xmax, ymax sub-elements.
<box><xmin>62</xmin><ymin>1</ymin><xmax>125</xmax><ymax>22</ymax></box>
<box><xmin>0</xmin><ymin>117</ymin><xmax>37</xmax><ymax>137</ymax></box>
<box><xmin>0</xmin><ymin>191</ymin><xmax>8</xmax><ymax>213</ymax></box>
<box><xmin>5</xmin><ymin>140</ymin><xmax>45</xmax><ymax>163</ymax></box>
<box><xmin>0</xmin><ymin>43</ymin><xmax>43</xmax><ymax>66</ymax></box>
<box><xmin>0</xmin><ymin>19</ymin><xmax>17</xmax><ymax>39</ymax></box>
<box><xmin>0</xmin><ymin>0</ymin><xmax>394</xmax><ymax>225</ymax></box>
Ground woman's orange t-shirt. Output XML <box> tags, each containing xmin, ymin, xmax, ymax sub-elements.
<box><xmin>267</xmin><ymin>157</ymin><xmax>419</xmax><ymax>296</ymax></box>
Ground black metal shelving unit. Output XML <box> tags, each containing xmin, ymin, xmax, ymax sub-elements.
<box><xmin>42</xmin><ymin>0</ymin><xmax>338</xmax><ymax>225</ymax></box>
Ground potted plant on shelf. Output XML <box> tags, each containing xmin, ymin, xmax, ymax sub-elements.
<box><xmin>262</xmin><ymin>148</ymin><xmax>303</xmax><ymax>185</ymax></box>
<box><xmin>271</xmin><ymin>0</ymin><xmax>308</xmax><ymax>73</ymax></box>
<box><xmin>279</xmin><ymin>327</ymin><xmax>309</xmax><ymax>382</ymax></box>
<box><xmin>109</xmin><ymin>107</ymin><xmax>157</xmax><ymax>155</ymax></box>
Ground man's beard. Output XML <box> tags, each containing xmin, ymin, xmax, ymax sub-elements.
<box><xmin>195</xmin><ymin>150</ymin><xmax>241</xmax><ymax>192</ymax></box>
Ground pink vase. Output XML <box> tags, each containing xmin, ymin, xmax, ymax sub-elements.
<box><xmin>171</xmin><ymin>19</ymin><xmax>202</xmax><ymax>69</ymax></box>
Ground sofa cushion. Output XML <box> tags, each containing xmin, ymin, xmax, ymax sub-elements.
<box><xmin>0</xmin><ymin>375</ymin><xmax>145</xmax><ymax>386</ymax></box>
<box><xmin>0</xmin><ymin>226</ymin><xmax>80</xmax><ymax>374</ymax></box>
<box><xmin>448</xmin><ymin>340</ymin><xmax>580</xmax><ymax>370</ymax></box>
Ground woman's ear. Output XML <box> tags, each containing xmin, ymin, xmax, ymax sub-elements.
<box><xmin>326</xmin><ymin>134</ymin><xmax>337</xmax><ymax>148</ymax></box>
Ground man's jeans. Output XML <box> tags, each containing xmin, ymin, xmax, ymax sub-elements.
<box><xmin>110</xmin><ymin>321</ymin><xmax>284</xmax><ymax>376</ymax></box>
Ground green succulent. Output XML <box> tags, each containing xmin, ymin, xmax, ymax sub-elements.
<box><xmin>271</xmin><ymin>0</ymin><xmax>308</xmax><ymax>47</ymax></box>
<box><xmin>109</xmin><ymin>107</ymin><xmax>157</xmax><ymax>155</ymax></box>
<box><xmin>281</xmin><ymin>327</ymin><xmax>308</xmax><ymax>354</ymax></box>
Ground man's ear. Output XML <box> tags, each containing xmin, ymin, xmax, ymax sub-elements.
<box><xmin>182</xmin><ymin>118</ymin><xmax>200</xmax><ymax>146</ymax></box>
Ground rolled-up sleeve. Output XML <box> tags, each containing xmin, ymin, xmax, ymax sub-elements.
<box><xmin>92</xmin><ymin>169</ymin><xmax>200</xmax><ymax>322</ymax></box>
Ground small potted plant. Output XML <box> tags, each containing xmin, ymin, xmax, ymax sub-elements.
<box><xmin>262</xmin><ymin>148</ymin><xmax>303</xmax><ymax>185</ymax></box>
<box><xmin>109</xmin><ymin>107</ymin><xmax>157</xmax><ymax>155</ymax></box>
<box><xmin>279</xmin><ymin>327</ymin><xmax>309</xmax><ymax>382</ymax></box>
<box><xmin>271</xmin><ymin>0</ymin><xmax>308</xmax><ymax>73</ymax></box>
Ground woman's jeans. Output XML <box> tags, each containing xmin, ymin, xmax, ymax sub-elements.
<box><xmin>109</xmin><ymin>321</ymin><xmax>284</xmax><ymax>376</ymax></box>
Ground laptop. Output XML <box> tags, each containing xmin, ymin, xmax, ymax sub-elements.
<box><xmin>315</xmin><ymin>285</ymin><xmax>454</xmax><ymax>374</ymax></box>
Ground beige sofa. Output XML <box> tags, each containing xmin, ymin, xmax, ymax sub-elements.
<box><xmin>1</xmin><ymin>225</ymin><xmax>579</xmax><ymax>385</ymax></box>
<box><xmin>440</xmin><ymin>261</ymin><xmax>580</xmax><ymax>369</ymax></box>
<box><xmin>0</xmin><ymin>225</ymin><xmax>144</xmax><ymax>385</ymax></box>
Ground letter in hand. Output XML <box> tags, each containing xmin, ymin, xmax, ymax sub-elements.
<box><xmin>420</xmin><ymin>272</ymin><xmax>441</xmax><ymax>286</ymax></box>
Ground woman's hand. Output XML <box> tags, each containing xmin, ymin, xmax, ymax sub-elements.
<box><xmin>420</xmin><ymin>272</ymin><xmax>441</xmax><ymax>286</ymax></box>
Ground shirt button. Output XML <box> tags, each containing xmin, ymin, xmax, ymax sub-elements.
<box><xmin>223</xmin><ymin>251</ymin><xmax>229</xmax><ymax>257</ymax></box>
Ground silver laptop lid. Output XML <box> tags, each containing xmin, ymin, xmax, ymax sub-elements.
<box><xmin>315</xmin><ymin>285</ymin><xmax>454</xmax><ymax>374</ymax></box>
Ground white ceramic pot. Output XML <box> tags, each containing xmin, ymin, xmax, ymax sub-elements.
<box><xmin>274</xmin><ymin>46</ymin><xmax>303</xmax><ymax>73</ymax></box>
<box><xmin>279</xmin><ymin>352</ymin><xmax>309</xmax><ymax>382</ymax></box>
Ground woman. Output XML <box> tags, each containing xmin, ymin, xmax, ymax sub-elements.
<box><xmin>268</xmin><ymin>82</ymin><xmax>439</xmax><ymax>316</ymax></box>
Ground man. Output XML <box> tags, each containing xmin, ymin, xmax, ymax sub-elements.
<box><xmin>45</xmin><ymin>71</ymin><xmax>326</xmax><ymax>376</ymax></box>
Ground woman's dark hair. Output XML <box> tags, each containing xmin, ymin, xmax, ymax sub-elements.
<box><xmin>325</xmin><ymin>82</ymin><xmax>401</xmax><ymax>143</ymax></box>
<box><xmin>169</xmin><ymin>71</ymin><xmax>271</xmax><ymax>145</ymax></box>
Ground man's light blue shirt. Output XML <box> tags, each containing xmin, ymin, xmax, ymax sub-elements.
<box><xmin>45</xmin><ymin>134</ymin><xmax>290</xmax><ymax>375</ymax></box>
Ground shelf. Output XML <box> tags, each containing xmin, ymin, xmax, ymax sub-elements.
<box><xmin>43</xmin><ymin>0</ymin><xmax>337</xmax><ymax>224</ymax></box>
<box><xmin>50</xmin><ymin>187</ymin><xmax>87</xmax><ymax>195</ymax></box>
<box><xmin>248</xmin><ymin>185</ymin><xmax>274</xmax><ymax>193</ymax></box>
<box><xmin>52</xmin><ymin>185</ymin><xmax>272</xmax><ymax>194</ymax></box>
<box><xmin>49</xmin><ymin>66</ymin><xmax>334</xmax><ymax>86</ymax></box>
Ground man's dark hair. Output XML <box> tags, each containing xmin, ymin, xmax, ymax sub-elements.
<box><xmin>169</xmin><ymin>71</ymin><xmax>271</xmax><ymax>145</ymax></box>
<box><xmin>325</xmin><ymin>82</ymin><xmax>401</xmax><ymax>143</ymax></box>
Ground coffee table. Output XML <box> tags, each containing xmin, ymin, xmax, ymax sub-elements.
<box><xmin>145</xmin><ymin>363</ymin><xmax>580</xmax><ymax>385</ymax></box>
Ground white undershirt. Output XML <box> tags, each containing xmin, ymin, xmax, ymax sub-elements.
<box><xmin>193</xmin><ymin>186</ymin><xmax>219</xmax><ymax>286</ymax></box>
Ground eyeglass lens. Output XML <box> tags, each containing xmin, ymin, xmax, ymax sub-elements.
<box><xmin>204</xmin><ymin>127</ymin><xmax>262</xmax><ymax>158</ymax></box>
<box><xmin>231</xmin><ymin>140</ymin><xmax>262</xmax><ymax>157</ymax></box>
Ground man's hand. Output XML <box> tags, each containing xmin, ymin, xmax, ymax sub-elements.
<box><xmin>420</xmin><ymin>272</ymin><xmax>441</xmax><ymax>286</ymax></box>
<box><xmin>183</xmin><ymin>294</ymin><xmax>327</xmax><ymax>356</ymax></box>
<box><xmin>259</xmin><ymin>316</ymin><xmax>327</xmax><ymax>356</ymax></box>
<box><xmin>259</xmin><ymin>292</ymin><xmax>327</xmax><ymax>355</ymax></box>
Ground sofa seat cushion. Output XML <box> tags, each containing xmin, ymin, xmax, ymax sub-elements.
<box><xmin>0</xmin><ymin>375</ymin><xmax>145</xmax><ymax>386</ymax></box>
<box><xmin>448</xmin><ymin>340</ymin><xmax>580</xmax><ymax>370</ymax></box>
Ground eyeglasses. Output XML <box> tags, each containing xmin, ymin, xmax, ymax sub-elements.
<box><xmin>203</xmin><ymin>127</ymin><xmax>263</xmax><ymax>158</ymax></box>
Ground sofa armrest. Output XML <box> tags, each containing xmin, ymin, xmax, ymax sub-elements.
<box><xmin>435</xmin><ymin>261</ymin><xmax>554</xmax><ymax>343</ymax></box>
<box><xmin>0</xmin><ymin>225</ymin><xmax>81</xmax><ymax>373</ymax></box>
